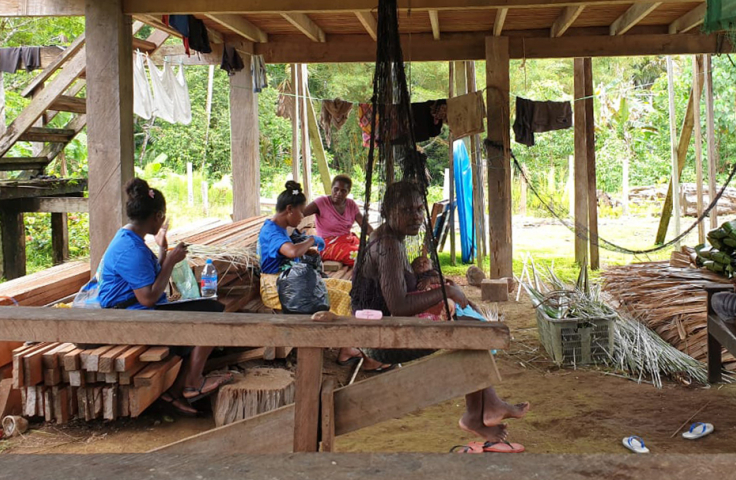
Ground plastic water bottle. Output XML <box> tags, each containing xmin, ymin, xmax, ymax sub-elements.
<box><xmin>201</xmin><ymin>259</ymin><xmax>218</xmax><ymax>297</ymax></box>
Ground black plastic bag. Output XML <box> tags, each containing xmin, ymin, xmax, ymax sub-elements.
<box><xmin>277</xmin><ymin>262</ymin><xmax>330</xmax><ymax>314</ymax></box>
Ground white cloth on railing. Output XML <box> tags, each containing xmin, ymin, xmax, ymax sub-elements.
<box><xmin>133</xmin><ymin>52</ymin><xmax>153</xmax><ymax>119</ymax></box>
<box><xmin>146</xmin><ymin>56</ymin><xmax>175</xmax><ymax>123</ymax></box>
<box><xmin>163</xmin><ymin>62</ymin><xmax>192</xmax><ymax>125</ymax></box>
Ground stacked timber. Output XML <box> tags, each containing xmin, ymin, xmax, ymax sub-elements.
<box><xmin>0</xmin><ymin>261</ymin><xmax>90</xmax><ymax>306</ymax></box>
<box><xmin>602</xmin><ymin>261</ymin><xmax>736</xmax><ymax>370</ymax></box>
<box><xmin>10</xmin><ymin>343</ymin><xmax>183</xmax><ymax>422</ymax></box>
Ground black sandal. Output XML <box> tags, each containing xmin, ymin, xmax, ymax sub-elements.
<box><xmin>182</xmin><ymin>373</ymin><xmax>233</xmax><ymax>403</ymax></box>
<box><xmin>160</xmin><ymin>392</ymin><xmax>199</xmax><ymax>417</ymax></box>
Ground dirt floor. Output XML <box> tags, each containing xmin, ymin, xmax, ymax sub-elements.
<box><xmin>3</xmin><ymin>278</ymin><xmax>736</xmax><ymax>455</ymax></box>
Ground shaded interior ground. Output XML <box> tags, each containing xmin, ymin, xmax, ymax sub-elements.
<box><xmin>3</xmin><ymin>276</ymin><xmax>736</xmax><ymax>455</ymax></box>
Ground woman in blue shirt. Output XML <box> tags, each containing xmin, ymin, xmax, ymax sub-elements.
<box><xmin>98</xmin><ymin>178</ymin><xmax>230</xmax><ymax>416</ymax></box>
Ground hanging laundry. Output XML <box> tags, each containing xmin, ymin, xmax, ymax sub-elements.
<box><xmin>0</xmin><ymin>47</ymin><xmax>21</xmax><ymax>73</ymax></box>
<box><xmin>320</xmin><ymin>99</ymin><xmax>353</xmax><ymax>147</ymax></box>
<box><xmin>252</xmin><ymin>55</ymin><xmax>267</xmax><ymax>92</ymax></box>
<box><xmin>164</xmin><ymin>15</ymin><xmax>191</xmax><ymax>55</ymax></box>
<box><xmin>162</xmin><ymin>62</ymin><xmax>192</xmax><ymax>125</ymax></box>
<box><xmin>358</xmin><ymin>103</ymin><xmax>380</xmax><ymax>147</ymax></box>
<box><xmin>20</xmin><ymin>47</ymin><xmax>40</xmax><ymax>71</ymax></box>
<box><xmin>187</xmin><ymin>16</ymin><xmax>212</xmax><ymax>54</ymax></box>
<box><xmin>513</xmin><ymin>97</ymin><xmax>572</xmax><ymax>147</ymax></box>
<box><xmin>133</xmin><ymin>52</ymin><xmax>153</xmax><ymax>119</ymax></box>
<box><xmin>220</xmin><ymin>44</ymin><xmax>244</xmax><ymax>76</ymax></box>
<box><xmin>446</xmin><ymin>91</ymin><xmax>486</xmax><ymax>140</ymax></box>
<box><xmin>146</xmin><ymin>56</ymin><xmax>175</xmax><ymax>123</ymax></box>
<box><xmin>411</xmin><ymin>99</ymin><xmax>446</xmax><ymax>142</ymax></box>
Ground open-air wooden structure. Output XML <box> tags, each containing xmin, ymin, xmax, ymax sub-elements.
<box><xmin>0</xmin><ymin>0</ymin><xmax>732</xmax><ymax>277</ymax></box>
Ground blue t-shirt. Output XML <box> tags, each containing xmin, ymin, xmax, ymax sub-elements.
<box><xmin>258</xmin><ymin>219</ymin><xmax>293</xmax><ymax>274</ymax></box>
<box><xmin>98</xmin><ymin>228</ymin><xmax>167</xmax><ymax>309</ymax></box>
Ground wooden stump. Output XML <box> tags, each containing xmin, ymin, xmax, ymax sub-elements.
<box><xmin>481</xmin><ymin>279</ymin><xmax>509</xmax><ymax>302</ymax></box>
<box><xmin>212</xmin><ymin>368</ymin><xmax>295</xmax><ymax>427</ymax></box>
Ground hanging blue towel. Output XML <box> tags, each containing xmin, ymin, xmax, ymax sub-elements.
<box><xmin>453</xmin><ymin>140</ymin><xmax>476</xmax><ymax>263</ymax></box>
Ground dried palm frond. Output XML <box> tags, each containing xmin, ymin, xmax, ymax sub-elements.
<box><xmin>185</xmin><ymin>244</ymin><xmax>259</xmax><ymax>271</ymax></box>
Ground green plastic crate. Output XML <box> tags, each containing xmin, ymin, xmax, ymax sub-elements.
<box><xmin>536</xmin><ymin>308</ymin><xmax>615</xmax><ymax>366</ymax></box>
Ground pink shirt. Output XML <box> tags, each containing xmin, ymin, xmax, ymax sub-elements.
<box><xmin>314</xmin><ymin>196</ymin><xmax>359</xmax><ymax>238</ymax></box>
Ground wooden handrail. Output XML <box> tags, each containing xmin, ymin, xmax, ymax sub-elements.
<box><xmin>0</xmin><ymin>306</ymin><xmax>510</xmax><ymax>350</ymax></box>
<box><xmin>21</xmin><ymin>33</ymin><xmax>86</xmax><ymax>98</ymax></box>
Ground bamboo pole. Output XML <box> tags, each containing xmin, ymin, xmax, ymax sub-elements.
<box><xmin>304</xmin><ymin>83</ymin><xmax>332</xmax><ymax>194</ymax></box>
<box><xmin>300</xmin><ymin>64</ymin><xmax>312</xmax><ymax>201</ymax></box>
<box><xmin>291</xmin><ymin>64</ymin><xmax>300</xmax><ymax>183</ymax></box>
<box><xmin>448</xmin><ymin>62</ymin><xmax>456</xmax><ymax>266</ymax></box>
<box><xmin>666</xmin><ymin>56</ymin><xmax>680</xmax><ymax>248</ymax></box>
<box><xmin>705</xmin><ymin>54</ymin><xmax>717</xmax><ymax>229</ymax></box>
<box><xmin>693</xmin><ymin>56</ymin><xmax>704</xmax><ymax>244</ymax></box>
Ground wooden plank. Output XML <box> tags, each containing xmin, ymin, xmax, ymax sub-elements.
<box><xmin>48</xmin><ymin>95</ymin><xmax>86</xmax><ymax>114</ymax></box>
<box><xmin>0</xmin><ymin>308</ymin><xmax>511</xmax><ymax>351</ymax></box>
<box><xmin>129</xmin><ymin>357</ymin><xmax>182</xmax><ymax>417</ymax></box>
<box><xmin>68</xmin><ymin>370</ymin><xmax>85</xmax><ymax>387</ymax></box>
<box><xmin>85</xmin><ymin>370</ymin><xmax>96</xmax><ymax>383</ymax></box>
<box><xmin>133</xmin><ymin>356</ymin><xmax>180</xmax><ymax>387</ymax></box>
<box><xmin>23</xmin><ymin>343</ymin><xmax>57</xmax><ymax>386</ymax></box>
<box><xmin>42</xmin><ymin>342</ymin><xmax>73</xmax><ymax>368</ymax></box>
<box><xmin>0</xmin><ymin>378</ymin><xmax>22</xmax><ymax>417</ymax></box>
<box><xmin>319</xmin><ymin>378</ymin><xmax>336</xmax><ymax>452</ymax></box>
<box><xmin>1</xmin><ymin>209</ymin><xmax>26</xmax><ymax>280</ymax></box>
<box><xmin>98</xmin><ymin>345</ymin><xmax>131</xmax><ymax>373</ymax></box>
<box><xmin>610</xmin><ymin>2</ymin><xmax>662</xmax><ymax>35</ymax></box>
<box><xmin>0</xmin><ymin>157</ymin><xmax>50</xmax><ymax>171</ymax></box>
<box><xmin>305</xmin><ymin>82</ymin><xmax>332</xmax><ymax>194</ymax></box>
<box><xmin>693</xmin><ymin>56</ymin><xmax>705</xmax><ymax>245</ymax></box>
<box><xmin>205</xmin><ymin>14</ymin><xmax>267</xmax><ymax>43</ymax></box>
<box><xmin>666</xmin><ymin>56</ymin><xmax>681</xmax><ymax>247</ymax></box>
<box><xmin>53</xmin><ymin>385</ymin><xmax>70</xmax><ymax>424</ymax></box>
<box><xmin>281</xmin><ymin>13</ymin><xmax>326</xmax><ymax>42</ymax></box>
<box><xmin>293</xmin><ymin>348</ymin><xmax>323</xmax><ymax>452</ymax></box>
<box><xmin>119</xmin><ymin>361</ymin><xmax>147</xmax><ymax>385</ymax></box>
<box><xmin>119</xmin><ymin>385</ymin><xmax>130</xmax><ymax>417</ymax></box>
<box><xmin>550</xmin><ymin>5</ymin><xmax>584</xmax><ymax>37</ymax></box>
<box><xmin>654</xmin><ymin>55</ymin><xmax>704</xmax><ymax>244</ymax></box>
<box><xmin>76</xmin><ymin>386</ymin><xmax>88</xmax><ymax>421</ymax></box>
<box><xmin>204</xmin><ymin>347</ymin><xmax>266</xmax><ymax>373</ymax></box>
<box><xmin>669</xmin><ymin>3</ymin><xmax>706</xmax><ymax>34</ymax></box>
<box><xmin>115</xmin><ymin>345</ymin><xmax>148</xmax><ymax>372</ymax></box>
<box><xmin>104</xmin><ymin>372</ymin><xmax>118</xmax><ymax>383</ymax></box>
<box><xmin>354</xmin><ymin>11</ymin><xmax>377</xmax><ymax>41</ymax></box>
<box><xmin>51</xmin><ymin>212</ymin><xmax>69</xmax><ymax>265</ymax></box>
<box><xmin>230</xmin><ymin>61</ymin><xmax>261</xmax><ymax>220</ymax></box>
<box><xmin>583</xmin><ymin>57</ymin><xmax>599</xmax><ymax>270</ymax></box>
<box><xmin>485</xmin><ymin>36</ymin><xmax>512</xmax><ymax>279</ymax></box>
<box><xmin>0</xmin><ymin>341</ymin><xmax>24</xmax><ymax>368</ymax></box>
<box><xmin>139</xmin><ymin>346</ymin><xmax>170</xmax><ymax>362</ymax></box>
<box><xmin>429</xmin><ymin>10</ymin><xmax>440</xmax><ymax>40</ymax></box>
<box><xmin>573</xmin><ymin>58</ymin><xmax>589</xmax><ymax>266</ymax></box>
<box><xmin>90</xmin><ymin>385</ymin><xmax>103</xmax><ymax>419</ymax></box>
<box><xmin>103</xmin><ymin>385</ymin><xmax>117</xmax><ymax>421</ymax></box>
<box><xmin>21</xmin><ymin>33</ymin><xmax>86</xmax><ymax>98</ymax></box>
<box><xmin>43</xmin><ymin>387</ymin><xmax>53</xmax><ymax>421</ymax></box>
<box><xmin>18</xmin><ymin>127</ymin><xmax>75</xmax><ymax>143</ymax></box>
<box><xmin>24</xmin><ymin>384</ymin><xmax>36</xmax><ymax>416</ymax></box>
<box><xmin>43</xmin><ymin>368</ymin><xmax>61</xmax><ymax>386</ymax></box>
<box><xmin>85</xmin><ymin>0</ymin><xmax>135</xmax><ymax>273</ymax></box>
<box><xmin>63</xmin><ymin>348</ymin><xmax>84</xmax><ymax>371</ymax></box>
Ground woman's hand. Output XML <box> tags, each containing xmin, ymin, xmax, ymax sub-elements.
<box><xmin>155</xmin><ymin>219</ymin><xmax>170</xmax><ymax>250</ymax></box>
<box><xmin>167</xmin><ymin>242</ymin><xmax>188</xmax><ymax>265</ymax></box>
<box><xmin>446</xmin><ymin>285</ymin><xmax>469</xmax><ymax>308</ymax></box>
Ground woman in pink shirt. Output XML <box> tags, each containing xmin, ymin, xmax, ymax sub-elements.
<box><xmin>304</xmin><ymin>174</ymin><xmax>372</xmax><ymax>267</ymax></box>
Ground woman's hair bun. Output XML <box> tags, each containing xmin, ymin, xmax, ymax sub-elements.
<box><xmin>125</xmin><ymin>177</ymin><xmax>151</xmax><ymax>200</ymax></box>
<box><xmin>285</xmin><ymin>181</ymin><xmax>302</xmax><ymax>193</ymax></box>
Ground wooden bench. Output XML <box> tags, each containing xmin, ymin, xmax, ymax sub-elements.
<box><xmin>705</xmin><ymin>283</ymin><xmax>736</xmax><ymax>383</ymax></box>
<box><xmin>0</xmin><ymin>306</ymin><xmax>508</xmax><ymax>453</ymax></box>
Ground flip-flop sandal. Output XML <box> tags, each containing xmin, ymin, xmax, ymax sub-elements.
<box><xmin>337</xmin><ymin>356</ymin><xmax>362</xmax><ymax>367</ymax></box>
<box><xmin>160</xmin><ymin>392</ymin><xmax>199</xmax><ymax>417</ymax></box>
<box><xmin>622</xmin><ymin>436</ymin><xmax>649</xmax><ymax>453</ymax></box>
<box><xmin>362</xmin><ymin>363</ymin><xmax>396</xmax><ymax>373</ymax></box>
<box><xmin>183</xmin><ymin>373</ymin><xmax>234</xmax><ymax>403</ymax></box>
<box><xmin>481</xmin><ymin>441</ymin><xmax>525</xmax><ymax>453</ymax></box>
<box><xmin>450</xmin><ymin>442</ymin><xmax>485</xmax><ymax>453</ymax></box>
<box><xmin>682</xmin><ymin>422</ymin><xmax>714</xmax><ymax>440</ymax></box>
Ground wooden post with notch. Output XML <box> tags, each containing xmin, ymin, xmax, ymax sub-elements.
<box><xmin>485</xmin><ymin>36</ymin><xmax>512</xmax><ymax>279</ymax></box>
<box><xmin>583</xmin><ymin>58</ymin><xmax>599</xmax><ymax>270</ymax></box>
<box><xmin>448</xmin><ymin>62</ymin><xmax>456</xmax><ymax>266</ymax></box>
<box><xmin>693</xmin><ymin>56</ymin><xmax>704</xmax><ymax>245</ymax></box>
<box><xmin>293</xmin><ymin>347</ymin><xmax>323</xmax><ymax>452</ymax></box>
<box><xmin>573</xmin><ymin>58</ymin><xmax>590</xmax><ymax>267</ymax></box>
<box><xmin>0</xmin><ymin>207</ymin><xmax>25</xmax><ymax>279</ymax></box>
<box><xmin>319</xmin><ymin>377</ymin><xmax>336</xmax><ymax>452</ymax></box>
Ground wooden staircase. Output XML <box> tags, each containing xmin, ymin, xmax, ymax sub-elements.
<box><xmin>0</xmin><ymin>21</ymin><xmax>168</xmax><ymax>175</ymax></box>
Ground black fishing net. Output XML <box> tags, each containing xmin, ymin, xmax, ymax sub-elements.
<box><xmin>351</xmin><ymin>0</ymin><xmax>452</xmax><ymax>364</ymax></box>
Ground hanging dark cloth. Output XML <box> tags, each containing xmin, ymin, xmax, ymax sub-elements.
<box><xmin>163</xmin><ymin>15</ymin><xmax>191</xmax><ymax>55</ymax></box>
<box><xmin>0</xmin><ymin>47</ymin><xmax>21</xmax><ymax>73</ymax></box>
<box><xmin>411</xmin><ymin>99</ymin><xmax>446</xmax><ymax>142</ymax></box>
<box><xmin>220</xmin><ymin>45</ymin><xmax>244</xmax><ymax>76</ymax></box>
<box><xmin>513</xmin><ymin>97</ymin><xmax>573</xmax><ymax>147</ymax></box>
<box><xmin>187</xmin><ymin>16</ymin><xmax>212</xmax><ymax>54</ymax></box>
<box><xmin>20</xmin><ymin>47</ymin><xmax>40</xmax><ymax>71</ymax></box>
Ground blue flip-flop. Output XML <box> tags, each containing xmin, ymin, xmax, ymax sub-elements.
<box><xmin>682</xmin><ymin>422</ymin><xmax>714</xmax><ymax>440</ymax></box>
<box><xmin>622</xmin><ymin>435</ymin><xmax>649</xmax><ymax>453</ymax></box>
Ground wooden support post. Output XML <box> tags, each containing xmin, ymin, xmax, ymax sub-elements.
<box><xmin>448</xmin><ymin>62</ymin><xmax>456</xmax><ymax>266</ymax></box>
<box><xmin>693</xmin><ymin>56</ymin><xmax>705</xmax><ymax>245</ymax></box>
<box><xmin>300</xmin><ymin>64</ymin><xmax>312</xmax><ymax>202</ymax></box>
<box><xmin>666</xmin><ymin>56</ymin><xmax>681</xmax><ymax>248</ymax></box>
<box><xmin>319</xmin><ymin>378</ymin><xmax>335</xmax><ymax>452</ymax></box>
<box><xmin>51</xmin><ymin>213</ymin><xmax>69</xmax><ymax>265</ymax></box>
<box><xmin>654</xmin><ymin>55</ymin><xmax>704</xmax><ymax>244</ymax></box>
<box><xmin>583</xmin><ymin>58</ymin><xmax>599</xmax><ymax>270</ymax></box>
<box><xmin>0</xmin><ymin>208</ymin><xmax>25</xmax><ymax>279</ymax></box>
<box><xmin>485</xmin><ymin>37</ymin><xmax>512</xmax><ymax>279</ymax></box>
<box><xmin>85</xmin><ymin>0</ymin><xmax>135</xmax><ymax>273</ymax></box>
<box><xmin>230</xmin><ymin>61</ymin><xmax>261</xmax><ymax>221</ymax></box>
<box><xmin>573</xmin><ymin>58</ymin><xmax>589</xmax><ymax>267</ymax></box>
<box><xmin>705</xmin><ymin>54</ymin><xmax>717</xmax><ymax>229</ymax></box>
<box><xmin>467</xmin><ymin>61</ymin><xmax>486</xmax><ymax>269</ymax></box>
<box><xmin>293</xmin><ymin>347</ymin><xmax>322</xmax><ymax>452</ymax></box>
<box><xmin>519</xmin><ymin>165</ymin><xmax>528</xmax><ymax>216</ymax></box>
<box><xmin>291</xmin><ymin>65</ymin><xmax>300</xmax><ymax>183</ymax></box>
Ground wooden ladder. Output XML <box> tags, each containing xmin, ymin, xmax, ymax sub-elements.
<box><xmin>0</xmin><ymin>21</ymin><xmax>168</xmax><ymax>176</ymax></box>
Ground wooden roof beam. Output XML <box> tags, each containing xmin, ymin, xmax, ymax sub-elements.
<box><xmin>429</xmin><ymin>10</ymin><xmax>441</xmax><ymax>40</ymax></box>
<box><xmin>610</xmin><ymin>2</ymin><xmax>661</xmax><ymax>36</ymax></box>
<box><xmin>281</xmin><ymin>13</ymin><xmax>326</xmax><ymax>42</ymax></box>
<box><xmin>355</xmin><ymin>11</ymin><xmax>378</xmax><ymax>41</ymax></box>
<box><xmin>550</xmin><ymin>5</ymin><xmax>584</xmax><ymax>37</ymax></box>
<box><xmin>493</xmin><ymin>8</ymin><xmax>508</xmax><ymax>36</ymax></box>
<box><xmin>205</xmin><ymin>13</ymin><xmax>268</xmax><ymax>43</ymax></box>
<box><xmin>668</xmin><ymin>3</ymin><xmax>706</xmax><ymax>34</ymax></box>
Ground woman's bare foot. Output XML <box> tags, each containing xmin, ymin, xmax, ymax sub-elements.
<box><xmin>361</xmin><ymin>356</ymin><xmax>393</xmax><ymax>372</ymax></box>
<box><xmin>483</xmin><ymin>401</ymin><xmax>530</xmax><ymax>427</ymax></box>
<box><xmin>459</xmin><ymin>414</ymin><xmax>508</xmax><ymax>443</ymax></box>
